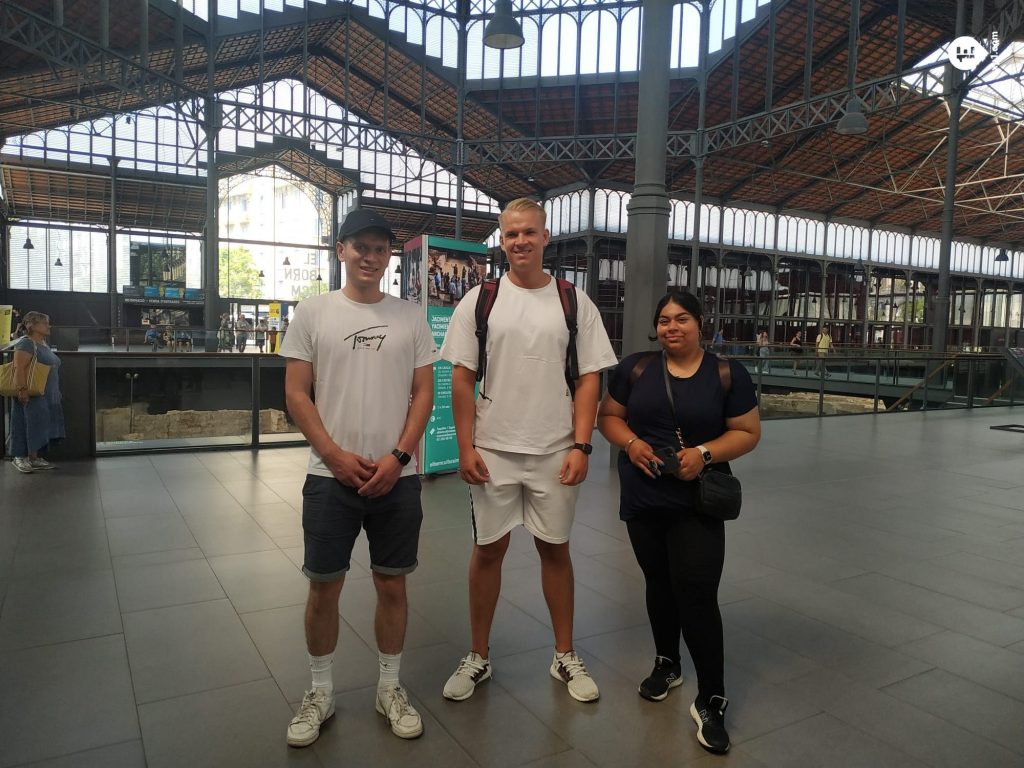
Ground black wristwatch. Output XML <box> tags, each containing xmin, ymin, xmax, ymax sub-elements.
<box><xmin>571</xmin><ymin>442</ymin><xmax>593</xmax><ymax>455</ymax></box>
<box><xmin>391</xmin><ymin>448</ymin><xmax>412</xmax><ymax>466</ymax></box>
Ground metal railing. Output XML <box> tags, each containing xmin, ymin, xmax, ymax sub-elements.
<box><xmin>3</xmin><ymin>348</ymin><xmax>1020</xmax><ymax>459</ymax></box>
<box><xmin>735</xmin><ymin>349</ymin><xmax>1016</xmax><ymax>418</ymax></box>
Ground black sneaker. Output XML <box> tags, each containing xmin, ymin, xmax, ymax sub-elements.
<box><xmin>638</xmin><ymin>656</ymin><xmax>683</xmax><ymax>702</ymax></box>
<box><xmin>690</xmin><ymin>695</ymin><xmax>730</xmax><ymax>754</ymax></box>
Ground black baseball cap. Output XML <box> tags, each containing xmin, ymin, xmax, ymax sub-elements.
<box><xmin>337</xmin><ymin>209</ymin><xmax>396</xmax><ymax>242</ymax></box>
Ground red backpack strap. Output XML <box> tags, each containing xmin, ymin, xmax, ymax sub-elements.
<box><xmin>474</xmin><ymin>278</ymin><xmax>501</xmax><ymax>383</ymax></box>
<box><xmin>555</xmin><ymin>278</ymin><xmax>579</xmax><ymax>395</ymax></box>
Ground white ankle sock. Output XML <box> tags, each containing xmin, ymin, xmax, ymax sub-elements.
<box><xmin>309</xmin><ymin>653</ymin><xmax>334</xmax><ymax>693</ymax></box>
<box><xmin>378</xmin><ymin>651</ymin><xmax>402</xmax><ymax>691</ymax></box>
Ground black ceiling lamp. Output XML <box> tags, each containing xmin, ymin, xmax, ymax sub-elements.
<box><xmin>54</xmin><ymin>257</ymin><xmax>63</xmax><ymax>267</ymax></box>
<box><xmin>836</xmin><ymin>3</ymin><xmax>868</xmax><ymax>136</ymax></box>
<box><xmin>258</xmin><ymin>270</ymin><xmax>265</xmax><ymax>278</ymax></box>
<box><xmin>395</xmin><ymin>263</ymin><xmax>402</xmax><ymax>274</ymax></box>
<box><xmin>23</xmin><ymin>235</ymin><xmax>34</xmax><ymax>250</ymax></box>
<box><xmin>483</xmin><ymin>0</ymin><xmax>525</xmax><ymax>50</ymax></box>
<box><xmin>995</xmin><ymin>248</ymin><xmax>1010</xmax><ymax>263</ymax></box>
<box><xmin>282</xmin><ymin>255</ymin><xmax>291</xmax><ymax>266</ymax></box>
<box><xmin>315</xmin><ymin>273</ymin><xmax>323</xmax><ymax>282</ymax></box>
<box><xmin>393</xmin><ymin>278</ymin><xmax>399</xmax><ymax>286</ymax></box>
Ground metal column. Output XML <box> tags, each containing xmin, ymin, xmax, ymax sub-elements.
<box><xmin>454</xmin><ymin>1</ymin><xmax>468</xmax><ymax>241</ymax></box>
<box><xmin>202</xmin><ymin>1</ymin><xmax>219</xmax><ymax>350</ymax></box>
<box><xmin>623</xmin><ymin>0</ymin><xmax>675</xmax><ymax>355</ymax></box>
<box><xmin>934</xmin><ymin>0</ymin><xmax>967</xmax><ymax>353</ymax></box>
<box><xmin>108</xmin><ymin>156</ymin><xmax>119</xmax><ymax>333</ymax></box>
<box><xmin>688</xmin><ymin>0</ymin><xmax>710</xmax><ymax>294</ymax></box>
<box><xmin>330</xmin><ymin>192</ymin><xmax>340</xmax><ymax>291</ymax></box>
<box><xmin>586</xmin><ymin>186</ymin><xmax>598</xmax><ymax>301</ymax></box>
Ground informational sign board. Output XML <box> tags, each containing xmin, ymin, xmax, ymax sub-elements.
<box><xmin>403</xmin><ymin>235</ymin><xmax>489</xmax><ymax>474</ymax></box>
<box><xmin>0</xmin><ymin>305</ymin><xmax>12</xmax><ymax>343</ymax></box>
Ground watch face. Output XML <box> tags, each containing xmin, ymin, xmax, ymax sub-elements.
<box><xmin>574</xmin><ymin>443</ymin><xmax>593</xmax><ymax>455</ymax></box>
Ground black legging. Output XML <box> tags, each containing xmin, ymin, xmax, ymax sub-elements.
<box><xmin>626</xmin><ymin>509</ymin><xmax>726</xmax><ymax>700</ymax></box>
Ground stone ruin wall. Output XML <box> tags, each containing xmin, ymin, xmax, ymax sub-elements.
<box><xmin>97</xmin><ymin>406</ymin><xmax>299</xmax><ymax>442</ymax></box>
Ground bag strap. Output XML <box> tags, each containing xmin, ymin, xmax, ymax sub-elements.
<box><xmin>661</xmin><ymin>353</ymin><xmax>733</xmax><ymax>451</ymax></box>
<box><xmin>474</xmin><ymin>277</ymin><xmax>501</xmax><ymax>384</ymax></box>
<box><xmin>555</xmin><ymin>277</ymin><xmax>579</xmax><ymax>396</ymax></box>
<box><xmin>629</xmin><ymin>351</ymin><xmax>659</xmax><ymax>388</ymax></box>
<box><xmin>660</xmin><ymin>353</ymin><xmax>687</xmax><ymax>450</ymax></box>
<box><xmin>718</xmin><ymin>357</ymin><xmax>731</xmax><ymax>394</ymax></box>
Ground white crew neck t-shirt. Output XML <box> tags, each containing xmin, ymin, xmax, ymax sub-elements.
<box><xmin>440</xmin><ymin>277</ymin><xmax>618</xmax><ymax>455</ymax></box>
<box><xmin>279</xmin><ymin>290</ymin><xmax>439</xmax><ymax>478</ymax></box>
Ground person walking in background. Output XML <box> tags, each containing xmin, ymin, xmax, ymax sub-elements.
<box><xmin>790</xmin><ymin>330</ymin><xmax>804</xmax><ymax>374</ymax></box>
<box><xmin>280</xmin><ymin>208</ymin><xmax>438</xmax><ymax>748</ymax></box>
<box><xmin>235</xmin><ymin>316</ymin><xmax>250</xmax><ymax>354</ymax></box>
<box><xmin>7</xmin><ymin>312</ymin><xmax>66</xmax><ymax>474</ymax></box>
<box><xmin>815</xmin><ymin>324</ymin><xmax>833</xmax><ymax>378</ymax></box>
<box><xmin>596</xmin><ymin>291</ymin><xmax>760</xmax><ymax>754</ymax></box>
<box><xmin>255</xmin><ymin>319</ymin><xmax>267</xmax><ymax>353</ymax></box>
<box><xmin>756</xmin><ymin>327</ymin><xmax>770</xmax><ymax>373</ymax></box>
<box><xmin>439</xmin><ymin>198</ymin><xmax>618</xmax><ymax>705</ymax></box>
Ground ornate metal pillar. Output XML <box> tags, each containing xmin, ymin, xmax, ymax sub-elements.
<box><xmin>622</xmin><ymin>0</ymin><xmax>675</xmax><ymax>355</ymax></box>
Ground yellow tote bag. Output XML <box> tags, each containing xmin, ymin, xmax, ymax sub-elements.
<box><xmin>0</xmin><ymin>346</ymin><xmax>50</xmax><ymax>397</ymax></box>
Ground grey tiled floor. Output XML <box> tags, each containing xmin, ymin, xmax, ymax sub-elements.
<box><xmin>3</xmin><ymin>409</ymin><xmax>1024</xmax><ymax>767</ymax></box>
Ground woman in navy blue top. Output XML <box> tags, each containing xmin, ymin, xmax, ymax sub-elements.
<box><xmin>8</xmin><ymin>311</ymin><xmax>65</xmax><ymax>473</ymax></box>
<box><xmin>597</xmin><ymin>291</ymin><xmax>760</xmax><ymax>755</ymax></box>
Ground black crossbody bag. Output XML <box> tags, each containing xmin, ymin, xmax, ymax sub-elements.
<box><xmin>660</xmin><ymin>354</ymin><xmax>743</xmax><ymax>521</ymax></box>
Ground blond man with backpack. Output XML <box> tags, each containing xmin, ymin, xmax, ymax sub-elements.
<box><xmin>439</xmin><ymin>198</ymin><xmax>618</xmax><ymax>703</ymax></box>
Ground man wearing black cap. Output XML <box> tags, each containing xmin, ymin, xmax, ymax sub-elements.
<box><xmin>280</xmin><ymin>208</ymin><xmax>439</xmax><ymax>747</ymax></box>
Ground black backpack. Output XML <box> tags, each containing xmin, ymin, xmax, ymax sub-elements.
<box><xmin>474</xmin><ymin>276</ymin><xmax>580</xmax><ymax>396</ymax></box>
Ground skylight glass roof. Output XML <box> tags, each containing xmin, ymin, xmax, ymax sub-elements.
<box><xmin>903</xmin><ymin>41</ymin><xmax>1024</xmax><ymax>122</ymax></box>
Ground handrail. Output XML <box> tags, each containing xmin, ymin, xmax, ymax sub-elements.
<box><xmin>886</xmin><ymin>356</ymin><xmax>960</xmax><ymax>412</ymax></box>
<box><xmin>983</xmin><ymin>371</ymin><xmax>1018</xmax><ymax>406</ymax></box>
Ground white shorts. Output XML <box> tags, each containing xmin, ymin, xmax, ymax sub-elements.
<box><xmin>469</xmin><ymin>447</ymin><xmax>580</xmax><ymax>545</ymax></box>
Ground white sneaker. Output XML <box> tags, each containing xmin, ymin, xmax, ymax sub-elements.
<box><xmin>550</xmin><ymin>650</ymin><xmax>600</xmax><ymax>702</ymax></box>
<box><xmin>30</xmin><ymin>458</ymin><xmax>55</xmax><ymax>470</ymax></box>
<box><xmin>12</xmin><ymin>457</ymin><xmax>33</xmax><ymax>474</ymax></box>
<box><xmin>375</xmin><ymin>685</ymin><xmax>423</xmax><ymax>739</ymax></box>
<box><xmin>442</xmin><ymin>651</ymin><xmax>492</xmax><ymax>701</ymax></box>
<box><xmin>286</xmin><ymin>688</ymin><xmax>335</xmax><ymax>747</ymax></box>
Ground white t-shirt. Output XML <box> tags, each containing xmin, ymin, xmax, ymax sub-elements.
<box><xmin>279</xmin><ymin>290</ymin><xmax>440</xmax><ymax>478</ymax></box>
<box><xmin>440</xmin><ymin>277</ymin><xmax>618</xmax><ymax>455</ymax></box>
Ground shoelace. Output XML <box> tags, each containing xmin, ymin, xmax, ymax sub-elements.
<box><xmin>294</xmin><ymin>692</ymin><xmax>326</xmax><ymax>726</ymax></box>
<box><xmin>557</xmin><ymin>652</ymin><xmax>590</xmax><ymax>680</ymax></box>
<box><xmin>696</xmin><ymin>698</ymin><xmax>728</xmax><ymax>723</ymax></box>
<box><xmin>383</xmin><ymin>686</ymin><xmax>415</xmax><ymax>719</ymax></box>
<box><xmin>455</xmin><ymin>656</ymin><xmax>488</xmax><ymax>678</ymax></box>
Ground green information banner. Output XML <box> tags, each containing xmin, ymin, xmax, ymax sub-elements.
<box><xmin>404</xmin><ymin>233</ymin><xmax>488</xmax><ymax>474</ymax></box>
<box><xmin>424</xmin><ymin>305</ymin><xmax>459</xmax><ymax>473</ymax></box>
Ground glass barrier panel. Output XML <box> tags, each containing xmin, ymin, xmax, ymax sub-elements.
<box><xmin>257</xmin><ymin>356</ymin><xmax>306</xmax><ymax>445</ymax></box>
<box><xmin>972</xmin><ymin>357</ymin><xmax>1011</xmax><ymax>407</ymax></box>
<box><xmin>945</xmin><ymin>357</ymin><xmax>973</xmax><ymax>409</ymax></box>
<box><xmin>95</xmin><ymin>355</ymin><xmax>253</xmax><ymax>452</ymax></box>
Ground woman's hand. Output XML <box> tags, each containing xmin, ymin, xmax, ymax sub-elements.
<box><xmin>626</xmin><ymin>438</ymin><xmax>662</xmax><ymax>479</ymax></box>
<box><xmin>675</xmin><ymin>447</ymin><xmax>705</xmax><ymax>481</ymax></box>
